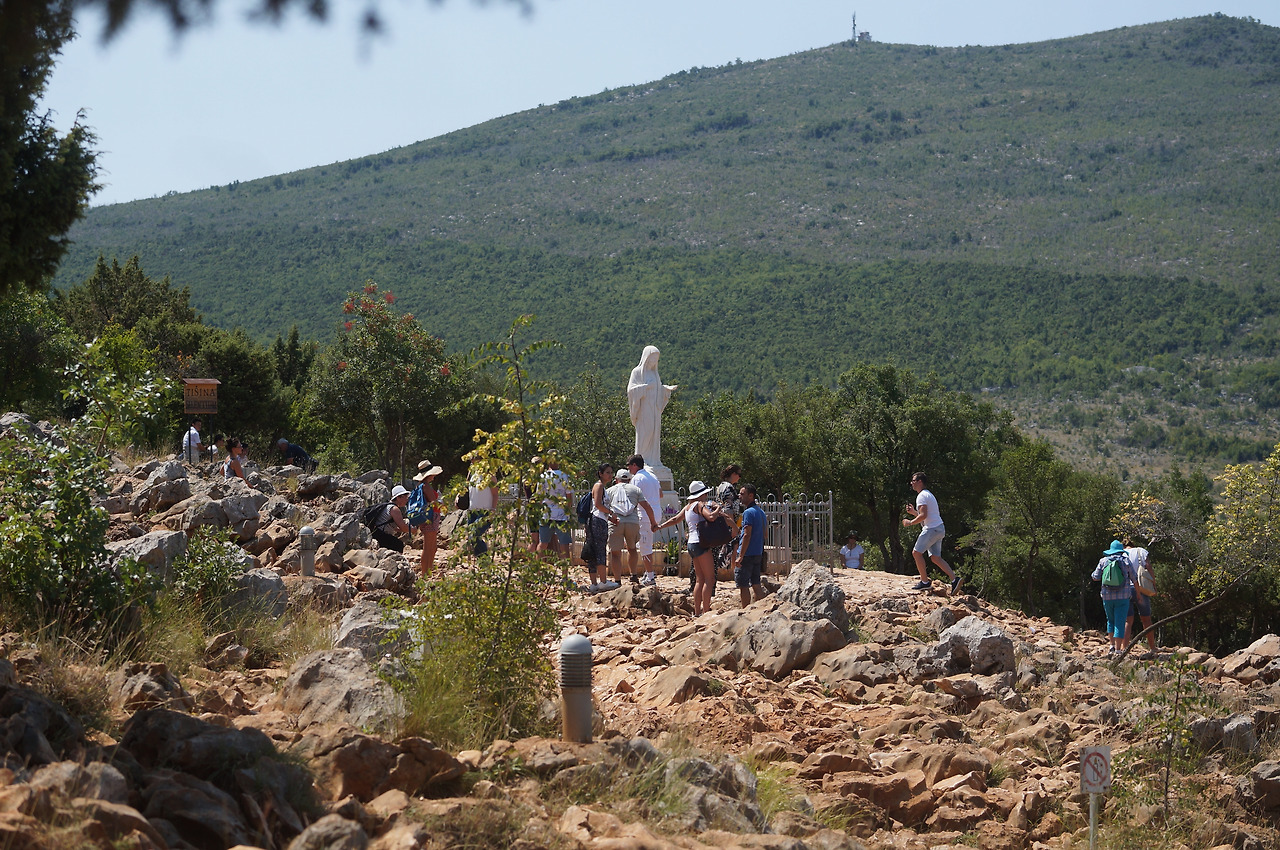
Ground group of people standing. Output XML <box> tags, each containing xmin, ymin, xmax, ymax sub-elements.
<box><xmin>570</xmin><ymin>459</ymin><xmax>768</xmax><ymax>616</ymax></box>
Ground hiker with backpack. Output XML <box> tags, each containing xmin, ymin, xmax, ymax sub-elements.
<box><xmin>365</xmin><ymin>485</ymin><xmax>413</xmax><ymax>553</ymax></box>
<box><xmin>1091</xmin><ymin>539</ymin><xmax>1139</xmax><ymax>656</ymax></box>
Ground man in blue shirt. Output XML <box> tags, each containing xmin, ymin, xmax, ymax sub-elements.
<box><xmin>276</xmin><ymin>438</ymin><xmax>318</xmax><ymax>473</ymax></box>
<box><xmin>731</xmin><ymin>483</ymin><xmax>768</xmax><ymax>608</ymax></box>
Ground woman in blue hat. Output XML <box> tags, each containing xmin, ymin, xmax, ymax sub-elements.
<box><xmin>1091</xmin><ymin>539</ymin><xmax>1138</xmax><ymax>656</ymax></box>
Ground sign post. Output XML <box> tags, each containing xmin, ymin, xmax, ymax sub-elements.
<box><xmin>1080</xmin><ymin>745</ymin><xmax>1112</xmax><ymax>850</ymax></box>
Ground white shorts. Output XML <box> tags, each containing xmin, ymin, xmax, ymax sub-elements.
<box><xmin>638</xmin><ymin>520</ymin><xmax>654</xmax><ymax>557</ymax></box>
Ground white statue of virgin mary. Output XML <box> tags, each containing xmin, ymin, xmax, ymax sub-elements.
<box><xmin>627</xmin><ymin>345</ymin><xmax>677</xmax><ymax>469</ymax></box>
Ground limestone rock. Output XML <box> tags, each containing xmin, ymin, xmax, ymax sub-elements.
<box><xmin>775</xmin><ymin>559</ymin><xmax>850</xmax><ymax>633</ymax></box>
<box><xmin>109</xmin><ymin>663</ymin><xmax>194</xmax><ymax>712</ymax></box>
<box><xmin>938</xmin><ymin>616</ymin><xmax>1016</xmax><ymax>675</ymax></box>
<box><xmin>105</xmin><ymin>529</ymin><xmax>188</xmax><ymax>578</ymax></box>
<box><xmin>230</xmin><ymin>567</ymin><xmax>288</xmax><ymax>618</ymax></box>
<box><xmin>276</xmin><ymin>649</ymin><xmax>402</xmax><ymax>733</ymax></box>
<box><xmin>335</xmin><ymin>598</ymin><xmax>412</xmax><ymax>663</ymax></box>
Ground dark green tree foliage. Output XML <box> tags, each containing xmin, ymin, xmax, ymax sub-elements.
<box><xmin>306</xmin><ymin>282</ymin><xmax>470</xmax><ymax>479</ymax></box>
<box><xmin>965</xmin><ymin>440</ymin><xmax>1122</xmax><ymax>623</ymax></box>
<box><xmin>189</xmin><ymin>327</ymin><xmax>289</xmax><ymax>449</ymax></box>
<box><xmin>0</xmin><ymin>0</ymin><xmax>97</xmax><ymax>297</ymax></box>
<box><xmin>551</xmin><ymin>366</ymin><xmax>633</xmax><ymax>479</ymax></box>
<box><xmin>271</xmin><ymin>325</ymin><xmax>316</xmax><ymax>392</ymax></box>
<box><xmin>833</xmin><ymin>364</ymin><xmax>1013</xmax><ymax>573</ymax></box>
<box><xmin>0</xmin><ymin>287</ymin><xmax>77</xmax><ymax>413</ymax></box>
<box><xmin>57</xmin><ymin>254</ymin><xmax>202</xmax><ymax>361</ymax></box>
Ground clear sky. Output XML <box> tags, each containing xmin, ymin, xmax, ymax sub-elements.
<box><xmin>39</xmin><ymin>1</ymin><xmax>1280</xmax><ymax>207</ymax></box>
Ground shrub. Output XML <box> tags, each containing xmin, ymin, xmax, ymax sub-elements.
<box><xmin>0</xmin><ymin>424</ymin><xmax>153</xmax><ymax>642</ymax></box>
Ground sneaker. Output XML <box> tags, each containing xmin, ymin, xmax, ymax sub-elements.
<box><xmin>587</xmin><ymin>582</ymin><xmax>604</xmax><ymax>593</ymax></box>
<box><xmin>950</xmin><ymin>574</ymin><xmax>964</xmax><ymax>595</ymax></box>
<box><xmin>629</xmin><ymin>575</ymin><xmax>641</xmax><ymax>586</ymax></box>
<box><xmin>913</xmin><ymin>580</ymin><xmax>932</xmax><ymax>590</ymax></box>
<box><xmin>601</xmin><ymin>580</ymin><xmax>621</xmax><ymax>591</ymax></box>
<box><xmin>642</xmin><ymin>572</ymin><xmax>657</xmax><ymax>586</ymax></box>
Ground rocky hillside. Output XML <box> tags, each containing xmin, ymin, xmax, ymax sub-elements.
<box><xmin>2</xmin><ymin>425</ymin><xmax>1279</xmax><ymax>849</ymax></box>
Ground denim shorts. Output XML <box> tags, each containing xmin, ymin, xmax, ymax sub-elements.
<box><xmin>688</xmin><ymin>540</ymin><xmax>711</xmax><ymax>558</ymax></box>
<box><xmin>538</xmin><ymin>522</ymin><xmax>572</xmax><ymax>546</ymax></box>
<box><xmin>913</xmin><ymin>525</ymin><xmax>945</xmax><ymax>558</ymax></box>
<box><xmin>734</xmin><ymin>554</ymin><xmax>764</xmax><ymax>588</ymax></box>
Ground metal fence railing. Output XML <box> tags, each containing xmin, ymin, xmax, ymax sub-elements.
<box><xmin>759</xmin><ymin>491</ymin><xmax>836</xmax><ymax>570</ymax></box>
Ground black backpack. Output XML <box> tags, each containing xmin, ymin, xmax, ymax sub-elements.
<box><xmin>362</xmin><ymin>502</ymin><xmax>390</xmax><ymax>530</ymax></box>
<box><xmin>576</xmin><ymin>491</ymin><xmax>594</xmax><ymax>525</ymax></box>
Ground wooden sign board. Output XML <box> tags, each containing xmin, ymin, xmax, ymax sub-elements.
<box><xmin>182</xmin><ymin>378</ymin><xmax>221</xmax><ymax>415</ymax></box>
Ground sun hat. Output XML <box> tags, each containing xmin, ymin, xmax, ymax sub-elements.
<box><xmin>1103</xmin><ymin>539</ymin><xmax>1126</xmax><ymax>556</ymax></box>
<box><xmin>391</xmin><ymin>485</ymin><xmax>411</xmax><ymax>500</ymax></box>
<box><xmin>414</xmin><ymin>464</ymin><xmax>443</xmax><ymax>481</ymax></box>
<box><xmin>685</xmin><ymin>480</ymin><xmax>712</xmax><ymax>500</ymax></box>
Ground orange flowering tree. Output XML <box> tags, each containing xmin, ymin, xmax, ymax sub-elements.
<box><xmin>307</xmin><ymin>281</ymin><xmax>465</xmax><ymax>477</ymax></box>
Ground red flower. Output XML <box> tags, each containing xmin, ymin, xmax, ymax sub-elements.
<box><xmin>337</xmin><ymin>361</ymin><xmax>347</xmax><ymax>371</ymax></box>
<box><xmin>343</xmin><ymin>302</ymin><xmax>355</xmax><ymax>314</ymax></box>
<box><xmin>343</xmin><ymin>321</ymin><xmax>353</xmax><ymax>331</ymax></box>
<box><xmin>364</xmin><ymin>283</ymin><xmax>377</xmax><ymax>294</ymax></box>
<box><xmin>384</xmin><ymin>292</ymin><xmax>395</xmax><ymax>303</ymax></box>
<box><xmin>440</xmin><ymin>365</ymin><xmax>451</xmax><ymax>376</ymax></box>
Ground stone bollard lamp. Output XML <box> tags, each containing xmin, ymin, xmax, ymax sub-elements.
<box><xmin>559</xmin><ymin>634</ymin><xmax>593</xmax><ymax>743</ymax></box>
<box><xmin>298</xmin><ymin>525</ymin><xmax>317</xmax><ymax>577</ymax></box>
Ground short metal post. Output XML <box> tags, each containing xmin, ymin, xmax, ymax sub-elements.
<box><xmin>1089</xmin><ymin>792</ymin><xmax>1099</xmax><ymax>850</ymax></box>
<box><xmin>559</xmin><ymin>634</ymin><xmax>593</xmax><ymax>743</ymax></box>
<box><xmin>299</xmin><ymin>525</ymin><xmax>317</xmax><ymax>577</ymax></box>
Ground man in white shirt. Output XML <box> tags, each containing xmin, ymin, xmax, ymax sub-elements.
<box><xmin>627</xmin><ymin>454</ymin><xmax>664</xmax><ymax>586</ymax></box>
<box><xmin>903</xmin><ymin>472</ymin><xmax>961</xmax><ymax>594</ymax></box>
<box><xmin>466</xmin><ymin>470</ymin><xmax>499</xmax><ymax>557</ymax></box>
<box><xmin>181</xmin><ymin>419</ymin><xmax>203</xmax><ymax>464</ymax></box>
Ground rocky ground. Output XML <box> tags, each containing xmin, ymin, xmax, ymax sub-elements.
<box><xmin>2</xmin><ymin>424</ymin><xmax>1280</xmax><ymax>850</ymax></box>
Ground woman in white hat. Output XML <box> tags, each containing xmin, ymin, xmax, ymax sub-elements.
<box><xmin>414</xmin><ymin>460</ymin><xmax>444</xmax><ymax>576</ymax></box>
<box><xmin>656</xmin><ymin>480</ymin><xmax>725</xmax><ymax>616</ymax></box>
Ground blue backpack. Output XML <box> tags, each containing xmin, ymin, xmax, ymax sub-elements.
<box><xmin>405</xmin><ymin>484</ymin><xmax>430</xmax><ymax>528</ymax></box>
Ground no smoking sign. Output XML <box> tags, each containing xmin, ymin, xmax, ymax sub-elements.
<box><xmin>1080</xmin><ymin>746</ymin><xmax>1112</xmax><ymax>793</ymax></box>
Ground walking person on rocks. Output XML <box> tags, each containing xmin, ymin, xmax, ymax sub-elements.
<box><xmin>706</xmin><ymin>464</ymin><xmax>743</xmax><ymax>592</ymax></box>
<box><xmin>536</xmin><ymin>456</ymin><xmax>573</xmax><ymax>559</ymax></box>
<box><xmin>731</xmin><ymin>483</ymin><xmax>768</xmax><ymax>608</ymax></box>
<box><xmin>627</xmin><ymin>454</ymin><xmax>663</xmax><ymax>586</ymax></box>
<box><xmin>656</xmin><ymin>480</ymin><xmax>725</xmax><ymax>617</ymax></box>
<box><xmin>1125</xmin><ymin>541</ymin><xmax>1158</xmax><ymax>658</ymax></box>
<box><xmin>903</xmin><ymin>472</ymin><xmax>961</xmax><ymax>594</ymax></box>
<box><xmin>1092</xmin><ymin>539</ymin><xmax>1138</xmax><ymax>656</ymax></box>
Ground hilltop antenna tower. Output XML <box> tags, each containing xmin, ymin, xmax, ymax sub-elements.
<box><xmin>852</xmin><ymin>12</ymin><xmax>856</xmax><ymax>43</ymax></box>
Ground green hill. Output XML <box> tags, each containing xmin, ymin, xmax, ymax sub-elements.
<box><xmin>52</xmin><ymin>14</ymin><xmax>1280</xmax><ymax>467</ymax></box>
